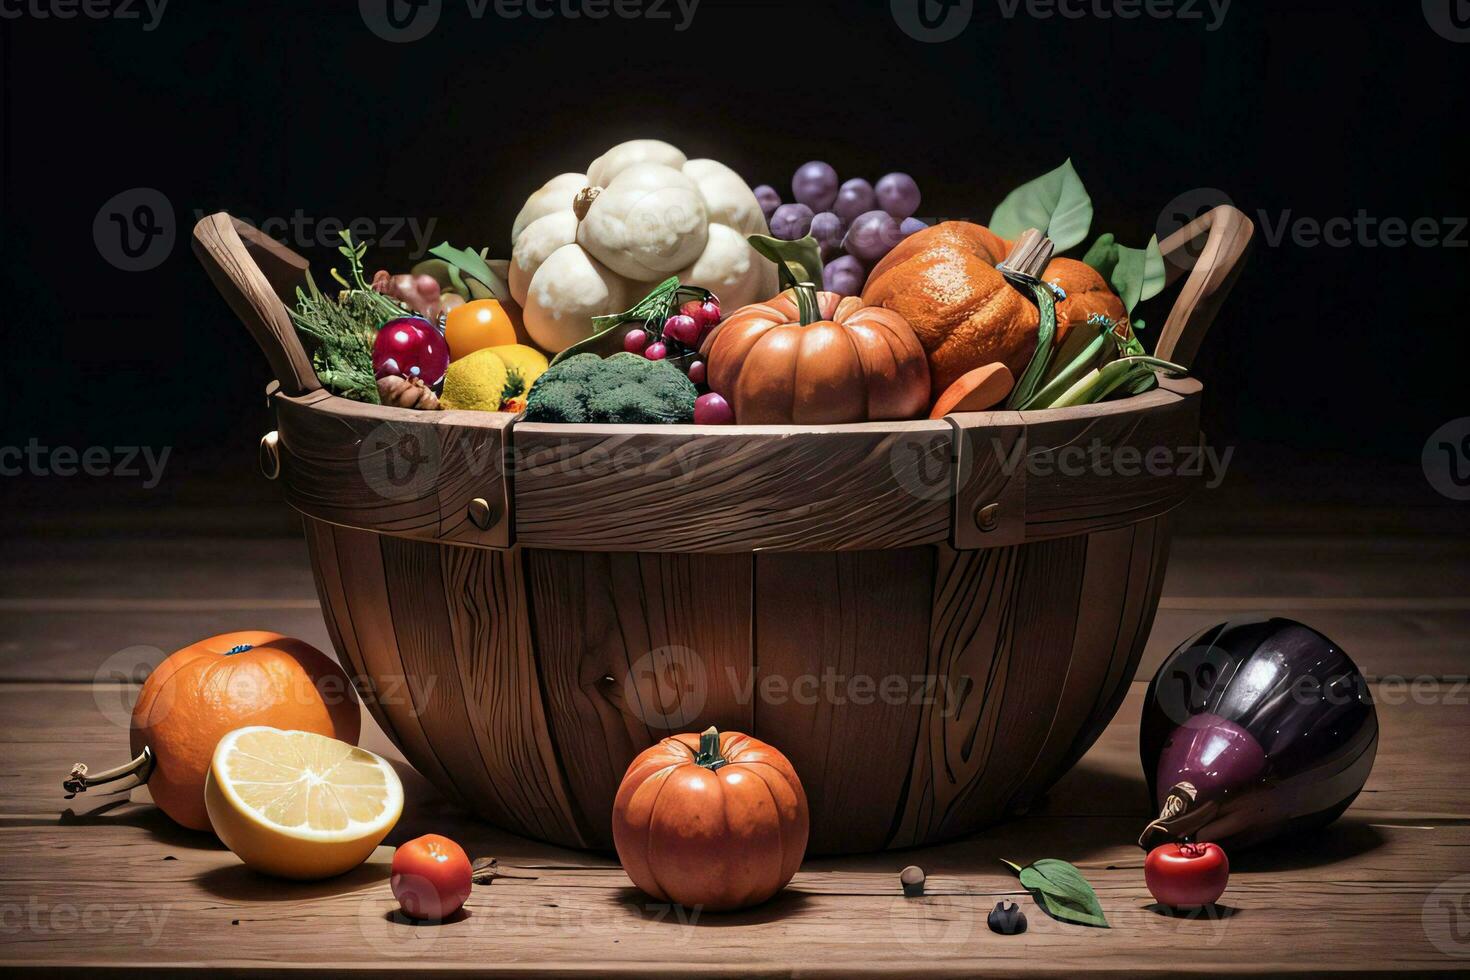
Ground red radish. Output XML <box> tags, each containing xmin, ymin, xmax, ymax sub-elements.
<box><xmin>694</xmin><ymin>392</ymin><xmax>734</xmax><ymax>424</ymax></box>
<box><xmin>664</xmin><ymin>314</ymin><xmax>700</xmax><ymax>346</ymax></box>
<box><xmin>644</xmin><ymin>342</ymin><xmax>668</xmax><ymax>361</ymax></box>
<box><xmin>1144</xmin><ymin>842</ymin><xmax>1230</xmax><ymax>909</ymax></box>
<box><xmin>623</xmin><ymin>328</ymin><xmax>649</xmax><ymax>354</ymax></box>
<box><xmin>681</xmin><ymin>299</ymin><xmax>721</xmax><ymax>328</ymax></box>
<box><xmin>688</xmin><ymin>360</ymin><xmax>707</xmax><ymax>386</ymax></box>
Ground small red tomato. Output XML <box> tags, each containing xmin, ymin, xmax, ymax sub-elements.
<box><xmin>391</xmin><ymin>834</ymin><xmax>472</xmax><ymax>921</ymax></box>
<box><xmin>1145</xmin><ymin>842</ymin><xmax>1229</xmax><ymax>908</ymax></box>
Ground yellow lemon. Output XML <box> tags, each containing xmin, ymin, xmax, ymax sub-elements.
<box><xmin>487</xmin><ymin>344</ymin><xmax>549</xmax><ymax>400</ymax></box>
<box><xmin>441</xmin><ymin>348</ymin><xmax>510</xmax><ymax>412</ymax></box>
<box><xmin>204</xmin><ymin>726</ymin><xmax>402</xmax><ymax>880</ymax></box>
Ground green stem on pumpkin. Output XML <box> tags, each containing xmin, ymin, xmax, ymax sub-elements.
<box><xmin>694</xmin><ymin>726</ymin><xmax>728</xmax><ymax>771</ymax></box>
<box><xmin>792</xmin><ymin>281</ymin><xmax>821</xmax><ymax>327</ymax></box>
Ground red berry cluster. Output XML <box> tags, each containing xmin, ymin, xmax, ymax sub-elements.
<box><xmin>623</xmin><ymin>298</ymin><xmax>722</xmax><ymax>382</ymax></box>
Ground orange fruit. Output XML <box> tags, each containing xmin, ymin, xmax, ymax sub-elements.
<box><xmin>130</xmin><ymin>630</ymin><xmax>361</xmax><ymax>831</ymax></box>
<box><xmin>445</xmin><ymin>299</ymin><xmax>518</xmax><ymax>360</ymax></box>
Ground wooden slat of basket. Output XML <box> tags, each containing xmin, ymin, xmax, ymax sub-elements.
<box><xmin>752</xmin><ymin>548</ymin><xmax>935</xmax><ymax>853</ymax></box>
<box><xmin>511</xmin><ymin>421</ymin><xmax>955</xmax><ymax>552</ymax></box>
<box><xmin>948</xmin><ymin>377</ymin><xmax>1201</xmax><ymax>550</ymax></box>
<box><xmin>525</xmin><ymin>550</ymin><xmax>755</xmax><ymax>848</ymax></box>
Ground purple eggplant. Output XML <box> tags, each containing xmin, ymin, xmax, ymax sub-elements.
<box><xmin>1139</xmin><ymin>618</ymin><xmax>1378</xmax><ymax>851</ymax></box>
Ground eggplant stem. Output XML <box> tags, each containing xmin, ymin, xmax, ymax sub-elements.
<box><xmin>63</xmin><ymin>746</ymin><xmax>154</xmax><ymax>798</ymax></box>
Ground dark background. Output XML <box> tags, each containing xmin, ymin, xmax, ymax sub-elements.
<box><xmin>1</xmin><ymin>0</ymin><xmax>1466</xmax><ymax>534</ymax></box>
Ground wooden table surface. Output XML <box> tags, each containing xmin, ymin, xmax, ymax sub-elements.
<box><xmin>2</xmin><ymin>501</ymin><xmax>1468</xmax><ymax>976</ymax></box>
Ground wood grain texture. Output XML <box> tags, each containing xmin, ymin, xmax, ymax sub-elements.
<box><xmin>526</xmin><ymin>550</ymin><xmax>754</xmax><ymax>848</ymax></box>
<box><xmin>950</xmin><ymin>378</ymin><xmax>1201</xmax><ymax>549</ymax></box>
<box><xmin>752</xmin><ymin>549</ymin><xmax>934</xmax><ymax>853</ymax></box>
<box><xmin>438</xmin><ymin>544</ymin><xmax>586</xmax><ymax>846</ymax></box>
<box><xmin>7</xmin><ymin>682</ymin><xmax>1468</xmax><ymax>976</ymax></box>
<box><xmin>1156</xmin><ymin>204</ymin><xmax>1255</xmax><ymax>369</ymax></box>
<box><xmin>511</xmin><ymin>421</ymin><xmax>954</xmax><ymax>552</ymax></box>
<box><xmin>191</xmin><ymin>212</ymin><xmax>319</xmax><ymax>397</ymax></box>
<box><xmin>275</xmin><ymin>392</ymin><xmax>513</xmax><ymax>548</ymax></box>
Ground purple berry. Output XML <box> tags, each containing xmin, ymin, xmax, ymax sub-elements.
<box><xmin>876</xmin><ymin>173</ymin><xmax>921</xmax><ymax>220</ymax></box>
<box><xmin>792</xmin><ymin>161</ymin><xmax>839</xmax><ymax>212</ymax></box>
<box><xmin>843</xmin><ymin>210</ymin><xmax>905</xmax><ymax>265</ymax></box>
<box><xmin>770</xmin><ymin>203</ymin><xmax>815</xmax><ymax>241</ymax></box>
<box><xmin>810</xmin><ymin>211</ymin><xmax>847</xmax><ymax>262</ymax></box>
<box><xmin>834</xmin><ymin>178</ymin><xmax>876</xmax><ymax>226</ymax></box>
<box><xmin>623</xmin><ymin>328</ymin><xmax>649</xmax><ymax>354</ymax></box>
<box><xmin>900</xmin><ymin>217</ymin><xmax>929</xmax><ymax>237</ymax></box>
<box><xmin>694</xmin><ymin>391</ymin><xmax>735</xmax><ymax>425</ymax></box>
<box><xmin>823</xmin><ymin>255</ymin><xmax>867</xmax><ymax>296</ymax></box>
<box><xmin>753</xmin><ymin>184</ymin><xmax>781</xmax><ymax>223</ymax></box>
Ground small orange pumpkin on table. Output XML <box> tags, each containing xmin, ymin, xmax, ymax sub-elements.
<box><xmin>613</xmin><ymin>726</ymin><xmax>809</xmax><ymax>912</ymax></box>
<box><xmin>702</xmin><ymin>235</ymin><xmax>930</xmax><ymax>424</ymax></box>
<box><xmin>65</xmin><ymin>630</ymin><xmax>360</xmax><ymax>831</ymax></box>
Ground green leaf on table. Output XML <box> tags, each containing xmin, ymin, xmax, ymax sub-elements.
<box><xmin>1083</xmin><ymin>234</ymin><xmax>1166</xmax><ymax>313</ymax></box>
<box><xmin>748</xmin><ymin>234</ymin><xmax>824</xmax><ymax>291</ymax></box>
<box><xmin>428</xmin><ymin>242</ymin><xmax>511</xmax><ymax>302</ymax></box>
<box><xmin>1004</xmin><ymin>858</ymin><xmax>1109</xmax><ymax>928</ymax></box>
<box><xmin>990</xmin><ymin>159</ymin><xmax>1094</xmax><ymax>252</ymax></box>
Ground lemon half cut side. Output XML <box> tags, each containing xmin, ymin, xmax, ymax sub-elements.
<box><xmin>204</xmin><ymin>726</ymin><xmax>403</xmax><ymax>880</ymax></box>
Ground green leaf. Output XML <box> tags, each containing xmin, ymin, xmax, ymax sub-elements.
<box><xmin>748</xmin><ymin>234</ymin><xmax>824</xmax><ymax>291</ymax></box>
<box><xmin>1082</xmin><ymin>234</ymin><xmax>1167</xmax><ymax>313</ymax></box>
<box><xmin>428</xmin><ymin>242</ymin><xmax>511</xmax><ymax>302</ymax></box>
<box><xmin>990</xmin><ymin>160</ymin><xmax>1093</xmax><ymax>252</ymax></box>
<box><xmin>1009</xmin><ymin>858</ymin><xmax>1110</xmax><ymax>929</ymax></box>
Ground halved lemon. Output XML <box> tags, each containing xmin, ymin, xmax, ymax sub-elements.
<box><xmin>204</xmin><ymin>726</ymin><xmax>403</xmax><ymax>880</ymax></box>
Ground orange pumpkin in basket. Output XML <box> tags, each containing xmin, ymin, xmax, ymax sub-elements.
<box><xmin>67</xmin><ymin>630</ymin><xmax>361</xmax><ymax>831</ymax></box>
<box><xmin>613</xmin><ymin>727</ymin><xmax>809</xmax><ymax>912</ymax></box>
<box><xmin>862</xmin><ymin>221</ymin><xmax>1126</xmax><ymax>398</ymax></box>
<box><xmin>704</xmin><ymin>286</ymin><xmax>930</xmax><ymax>424</ymax></box>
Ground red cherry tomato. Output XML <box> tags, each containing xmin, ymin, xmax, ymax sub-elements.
<box><xmin>391</xmin><ymin>834</ymin><xmax>472</xmax><ymax>921</ymax></box>
<box><xmin>1145</xmin><ymin>842</ymin><xmax>1229</xmax><ymax>908</ymax></box>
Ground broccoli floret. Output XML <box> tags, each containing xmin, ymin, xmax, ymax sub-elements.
<box><xmin>524</xmin><ymin>353</ymin><xmax>697</xmax><ymax>424</ymax></box>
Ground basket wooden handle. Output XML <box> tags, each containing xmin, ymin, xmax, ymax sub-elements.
<box><xmin>192</xmin><ymin>211</ymin><xmax>321</xmax><ymax>396</ymax></box>
<box><xmin>1153</xmin><ymin>204</ymin><xmax>1254</xmax><ymax>369</ymax></box>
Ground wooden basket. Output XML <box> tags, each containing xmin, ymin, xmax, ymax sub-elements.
<box><xmin>194</xmin><ymin>205</ymin><xmax>1252</xmax><ymax>854</ymax></box>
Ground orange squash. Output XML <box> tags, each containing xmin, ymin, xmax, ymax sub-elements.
<box><xmin>613</xmin><ymin>727</ymin><xmax>809</xmax><ymax>911</ymax></box>
<box><xmin>704</xmin><ymin>286</ymin><xmax>930</xmax><ymax>424</ymax></box>
<box><xmin>67</xmin><ymin>631</ymin><xmax>361</xmax><ymax>831</ymax></box>
<box><xmin>862</xmin><ymin>221</ymin><xmax>1126</xmax><ymax>399</ymax></box>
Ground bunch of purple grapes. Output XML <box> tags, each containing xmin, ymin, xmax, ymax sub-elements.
<box><xmin>754</xmin><ymin>162</ymin><xmax>927</xmax><ymax>295</ymax></box>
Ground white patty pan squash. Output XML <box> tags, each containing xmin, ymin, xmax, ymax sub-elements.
<box><xmin>510</xmin><ymin>140</ymin><xmax>777</xmax><ymax>353</ymax></box>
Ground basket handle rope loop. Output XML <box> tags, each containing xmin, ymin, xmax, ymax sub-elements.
<box><xmin>192</xmin><ymin>212</ymin><xmax>321</xmax><ymax>397</ymax></box>
<box><xmin>1154</xmin><ymin>204</ymin><xmax>1255</xmax><ymax>370</ymax></box>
